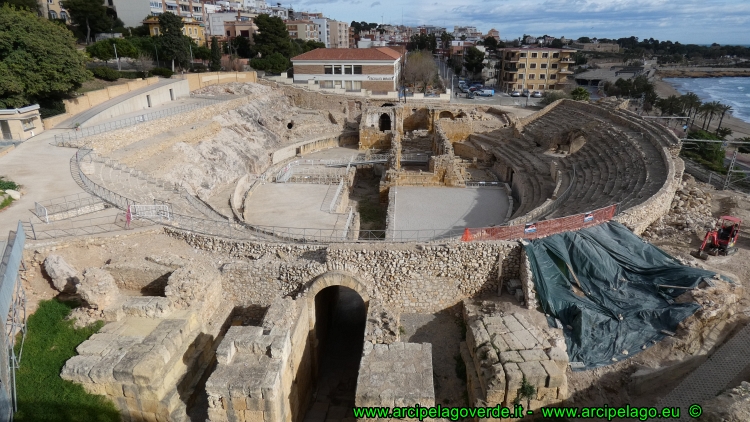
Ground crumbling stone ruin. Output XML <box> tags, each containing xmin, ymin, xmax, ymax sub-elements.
<box><xmin>43</xmin><ymin>81</ymin><xmax>723</xmax><ymax>422</ymax></box>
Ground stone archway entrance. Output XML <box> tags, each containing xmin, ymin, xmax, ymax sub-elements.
<box><xmin>304</xmin><ymin>272</ymin><xmax>369</xmax><ymax>421</ymax></box>
<box><xmin>379</xmin><ymin>113</ymin><xmax>392</xmax><ymax>131</ymax></box>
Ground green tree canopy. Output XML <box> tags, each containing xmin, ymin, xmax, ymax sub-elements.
<box><xmin>209</xmin><ymin>36</ymin><xmax>221</xmax><ymax>71</ymax></box>
<box><xmin>408</xmin><ymin>33</ymin><xmax>437</xmax><ymax>52</ymax></box>
<box><xmin>158</xmin><ymin>12</ymin><xmax>189</xmax><ymax>70</ymax></box>
<box><xmin>292</xmin><ymin>39</ymin><xmax>325</xmax><ymax>56</ymax></box>
<box><xmin>61</xmin><ymin>0</ymin><xmax>118</xmax><ymax>43</ymax></box>
<box><xmin>250</xmin><ymin>52</ymin><xmax>289</xmax><ymax>74</ymax></box>
<box><xmin>86</xmin><ymin>38</ymin><xmax>137</xmax><ymax>61</ymax></box>
<box><xmin>550</xmin><ymin>39</ymin><xmax>563</xmax><ymax>48</ymax></box>
<box><xmin>578</xmin><ymin>36</ymin><xmax>591</xmax><ymax>43</ymax></box>
<box><xmin>483</xmin><ymin>36</ymin><xmax>498</xmax><ymax>51</ymax></box>
<box><xmin>253</xmin><ymin>14</ymin><xmax>294</xmax><ymax>59</ymax></box>
<box><xmin>0</xmin><ymin>5</ymin><xmax>90</xmax><ymax>108</ymax></box>
<box><xmin>0</xmin><ymin>0</ymin><xmax>38</xmax><ymax>13</ymax></box>
<box><xmin>571</xmin><ymin>87</ymin><xmax>590</xmax><ymax>101</ymax></box>
<box><xmin>463</xmin><ymin>46</ymin><xmax>485</xmax><ymax>75</ymax></box>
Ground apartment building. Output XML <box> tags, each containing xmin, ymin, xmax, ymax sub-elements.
<box><xmin>37</xmin><ymin>0</ymin><xmax>68</xmax><ymax>21</ymax></box>
<box><xmin>486</xmin><ymin>28</ymin><xmax>500</xmax><ymax>41</ymax></box>
<box><xmin>497</xmin><ymin>47</ymin><xmax>576</xmax><ymax>92</ymax></box>
<box><xmin>286</xmin><ymin>20</ymin><xmax>319</xmax><ymax>42</ymax></box>
<box><xmin>206</xmin><ymin>12</ymin><xmax>257</xmax><ymax>37</ymax></box>
<box><xmin>143</xmin><ymin>15</ymin><xmax>206</xmax><ymax>46</ymax></box>
<box><xmin>329</xmin><ymin>20</ymin><xmax>349</xmax><ymax>48</ymax></box>
<box><xmin>107</xmin><ymin>0</ymin><xmax>204</xmax><ymax>28</ymax></box>
<box><xmin>291</xmin><ymin>47</ymin><xmax>403</xmax><ymax>93</ymax></box>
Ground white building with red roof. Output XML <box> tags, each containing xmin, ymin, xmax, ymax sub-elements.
<box><xmin>291</xmin><ymin>47</ymin><xmax>403</xmax><ymax>94</ymax></box>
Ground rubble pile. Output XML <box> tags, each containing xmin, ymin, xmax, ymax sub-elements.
<box><xmin>642</xmin><ymin>176</ymin><xmax>714</xmax><ymax>240</ymax></box>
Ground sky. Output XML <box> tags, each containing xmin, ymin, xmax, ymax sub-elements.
<box><xmin>287</xmin><ymin>0</ymin><xmax>750</xmax><ymax>45</ymax></box>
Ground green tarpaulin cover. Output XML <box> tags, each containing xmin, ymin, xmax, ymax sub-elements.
<box><xmin>524</xmin><ymin>221</ymin><xmax>718</xmax><ymax>369</ymax></box>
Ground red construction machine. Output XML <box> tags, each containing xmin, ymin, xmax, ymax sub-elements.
<box><xmin>691</xmin><ymin>216</ymin><xmax>742</xmax><ymax>260</ymax></box>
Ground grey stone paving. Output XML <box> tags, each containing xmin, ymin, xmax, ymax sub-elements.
<box><xmin>244</xmin><ymin>183</ymin><xmax>343</xmax><ymax>230</ymax></box>
<box><xmin>392</xmin><ymin>186</ymin><xmax>510</xmax><ymax>238</ymax></box>
<box><xmin>657</xmin><ymin>324</ymin><xmax>750</xmax><ymax>421</ymax></box>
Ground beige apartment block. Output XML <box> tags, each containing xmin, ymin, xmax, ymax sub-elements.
<box><xmin>37</xmin><ymin>0</ymin><xmax>69</xmax><ymax>21</ymax></box>
<box><xmin>497</xmin><ymin>47</ymin><xmax>576</xmax><ymax>93</ymax></box>
<box><xmin>286</xmin><ymin>20</ymin><xmax>320</xmax><ymax>42</ymax></box>
<box><xmin>329</xmin><ymin>20</ymin><xmax>350</xmax><ymax>48</ymax></box>
<box><xmin>0</xmin><ymin>105</ymin><xmax>44</xmax><ymax>141</ymax></box>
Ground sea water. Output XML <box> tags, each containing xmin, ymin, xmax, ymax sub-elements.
<box><xmin>664</xmin><ymin>77</ymin><xmax>750</xmax><ymax>123</ymax></box>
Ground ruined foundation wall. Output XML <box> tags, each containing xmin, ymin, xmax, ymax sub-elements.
<box><xmin>165</xmin><ymin>229</ymin><xmax>523</xmax><ymax>314</ymax></box>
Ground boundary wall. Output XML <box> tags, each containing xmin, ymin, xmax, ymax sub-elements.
<box><xmin>43</xmin><ymin>77</ymin><xmax>162</xmax><ymax>129</ymax></box>
<box><xmin>182</xmin><ymin>71</ymin><xmax>257</xmax><ymax>92</ymax></box>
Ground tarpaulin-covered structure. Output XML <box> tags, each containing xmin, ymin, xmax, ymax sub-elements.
<box><xmin>524</xmin><ymin>222</ymin><xmax>720</xmax><ymax>369</ymax></box>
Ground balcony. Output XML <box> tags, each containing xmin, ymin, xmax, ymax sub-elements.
<box><xmin>560</xmin><ymin>57</ymin><xmax>575</xmax><ymax>63</ymax></box>
<box><xmin>504</xmin><ymin>56</ymin><xmax>520</xmax><ymax>62</ymax></box>
<box><xmin>558</xmin><ymin>67</ymin><xmax>574</xmax><ymax>74</ymax></box>
<box><xmin>503</xmin><ymin>66</ymin><xmax>519</xmax><ymax>72</ymax></box>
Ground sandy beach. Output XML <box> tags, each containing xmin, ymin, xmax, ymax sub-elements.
<box><xmin>653</xmin><ymin>78</ymin><xmax>750</xmax><ymax>140</ymax></box>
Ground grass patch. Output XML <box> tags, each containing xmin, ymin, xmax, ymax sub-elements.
<box><xmin>358</xmin><ymin>198</ymin><xmax>387</xmax><ymax>228</ymax></box>
<box><xmin>14</xmin><ymin>299</ymin><xmax>119</xmax><ymax>422</ymax></box>
<box><xmin>0</xmin><ymin>196</ymin><xmax>13</xmax><ymax>210</ymax></box>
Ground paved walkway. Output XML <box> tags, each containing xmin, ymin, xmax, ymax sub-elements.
<box><xmin>657</xmin><ymin>324</ymin><xmax>750</xmax><ymax>420</ymax></box>
<box><xmin>56</xmin><ymin>78</ymin><xmax>181</xmax><ymax>128</ymax></box>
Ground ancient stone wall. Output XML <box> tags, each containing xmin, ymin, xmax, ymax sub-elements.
<box><xmin>165</xmin><ymin>228</ymin><xmax>523</xmax><ymax>314</ymax></box>
<box><xmin>438</xmin><ymin>117</ymin><xmax>473</xmax><ymax>143</ymax></box>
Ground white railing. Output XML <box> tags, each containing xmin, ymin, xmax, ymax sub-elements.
<box><xmin>329</xmin><ymin>178</ymin><xmax>345</xmax><ymax>213</ymax></box>
<box><xmin>34</xmin><ymin>202</ymin><xmax>48</xmax><ymax>224</ymax></box>
<box><xmin>129</xmin><ymin>204</ymin><xmax>172</xmax><ymax>221</ymax></box>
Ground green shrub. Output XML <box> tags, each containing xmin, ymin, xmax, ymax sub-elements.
<box><xmin>149</xmin><ymin>67</ymin><xmax>174</xmax><ymax>78</ymax></box>
<box><xmin>190</xmin><ymin>63</ymin><xmax>207</xmax><ymax>73</ymax></box>
<box><xmin>0</xmin><ymin>177</ymin><xmax>18</xmax><ymax>191</ymax></box>
<box><xmin>91</xmin><ymin>66</ymin><xmax>120</xmax><ymax>81</ymax></box>
<box><xmin>117</xmin><ymin>70</ymin><xmax>146</xmax><ymax>79</ymax></box>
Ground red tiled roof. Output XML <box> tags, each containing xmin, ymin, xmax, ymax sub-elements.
<box><xmin>292</xmin><ymin>47</ymin><xmax>402</xmax><ymax>61</ymax></box>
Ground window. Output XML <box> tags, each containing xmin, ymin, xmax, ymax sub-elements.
<box><xmin>531</xmin><ymin>52</ymin><xmax>538</xmax><ymax>58</ymax></box>
<box><xmin>345</xmin><ymin>81</ymin><xmax>362</xmax><ymax>91</ymax></box>
<box><xmin>320</xmin><ymin>81</ymin><xmax>334</xmax><ymax>88</ymax></box>
<box><xmin>551</xmin><ymin>63</ymin><xmax>558</xmax><ymax>69</ymax></box>
<box><xmin>553</xmin><ymin>52</ymin><xmax>559</xmax><ymax>58</ymax></box>
<box><xmin>324</xmin><ymin>65</ymin><xmax>333</xmax><ymax>74</ymax></box>
<box><xmin>21</xmin><ymin>118</ymin><xmax>35</xmax><ymax>131</ymax></box>
<box><xmin>550</xmin><ymin>74</ymin><xmax>557</xmax><ymax>80</ymax></box>
<box><xmin>153</xmin><ymin>28</ymin><xmax>160</xmax><ymax>35</ymax></box>
<box><xmin>539</xmin><ymin>74</ymin><xmax>546</xmax><ymax>79</ymax></box>
<box><xmin>529</xmin><ymin>63</ymin><xmax>536</xmax><ymax>69</ymax></box>
<box><xmin>226</xmin><ymin>30</ymin><xmax>231</xmax><ymax>36</ymax></box>
<box><xmin>518</xmin><ymin>63</ymin><xmax>525</xmax><ymax>68</ymax></box>
<box><xmin>47</xmin><ymin>0</ymin><xmax>52</xmax><ymax>3</ymax></box>
<box><xmin>549</xmin><ymin>85</ymin><xmax>555</xmax><ymax>89</ymax></box>
<box><xmin>541</xmin><ymin>63</ymin><xmax>547</xmax><ymax>69</ymax></box>
<box><xmin>333</xmin><ymin>65</ymin><xmax>342</xmax><ymax>74</ymax></box>
<box><xmin>539</xmin><ymin>85</ymin><xmax>545</xmax><ymax>89</ymax></box>
<box><xmin>240</xmin><ymin>30</ymin><xmax>250</xmax><ymax>38</ymax></box>
<box><xmin>520</xmin><ymin>53</ymin><xmax>527</xmax><ymax>58</ymax></box>
<box><xmin>344</xmin><ymin>65</ymin><xmax>352</xmax><ymax>75</ymax></box>
<box><xmin>528</xmin><ymin>74</ymin><xmax>535</xmax><ymax>79</ymax></box>
<box><xmin>518</xmin><ymin>74</ymin><xmax>524</xmax><ymax>79</ymax></box>
<box><xmin>193</xmin><ymin>6</ymin><xmax>201</xmax><ymax>12</ymax></box>
<box><xmin>49</xmin><ymin>10</ymin><xmax>57</xmax><ymax>19</ymax></box>
<box><xmin>60</xmin><ymin>11</ymin><xmax>67</xmax><ymax>21</ymax></box>
<box><xmin>353</xmin><ymin>65</ymin><xmax>362</xmax><ymax>74</ymax></box>
<box><xmin>542</xmin><ymin>52</ymin><xmax>549</xmax><ymax>58</ymax></box>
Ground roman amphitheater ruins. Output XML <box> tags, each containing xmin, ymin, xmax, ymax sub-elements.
<box><xmin>8</xmin><ymin>76</ymin><xmax>750</xmax><ymax>422</ymax></box>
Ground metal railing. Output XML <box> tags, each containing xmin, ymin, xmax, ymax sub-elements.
<box><xmin>33</xmin><ymin>192</ymin><xmax>104</xmax><ymax>223</ymax></box>
<box><xmin>26</xmin><ymin>212</ymin><xmax>153</xmax><ymax>240</ymax></box>
<box><xmin>51</xmin><ymin>100</ymin><xmax>223</xmax><ymax>147</ymax></box>
<box><xmin>329</xmin><ymin>178</ymin><xmax>345</xmax><ymax>213</ymax></box>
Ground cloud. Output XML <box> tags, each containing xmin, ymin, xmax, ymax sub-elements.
<box><xmin>371</xmin><ymin>1</ymin><xmax>380</xmax><ymax>5</ymax></box>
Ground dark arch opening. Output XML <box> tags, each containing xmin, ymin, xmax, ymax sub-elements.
<box><xmin>381</xmin><ymin>103</ymin><xmax>395</xmax><ymax>107</ymax></box>
<box><xmin>287</xmin><ymin>121</ymin><xmax>294</xmax><ymax>129</ymax></box>
<box><xmin>438</xmin><ymin>110</ymin><xmax>455</xmax><ymax>120</ymax></box>
<box><xmin>379</xmin><ymin>113</ymin><xmax>392</xmax><ymax>131</ymax></box>
<box><xmin>308</xmin><ymin>286</ymin><xmax>366</xmax><ymax>418</ymax></box>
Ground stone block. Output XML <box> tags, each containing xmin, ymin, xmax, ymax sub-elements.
<box><xmin>43</xmin><ymin>254</ymin><xmax>79</xmax><ymax>292</ymax></box>
<box><xmin>502</xmin><ymin>315</ymin><xmax>525</xmax><ymax>332</ymax></box>
<box><xmin>536</xmin><ymin>386</ymin><xmax>557</xmax><ymax>401</ymax></box>
<box><xmin>545</xmin><ymin>347</ymin><xmax>569</xmax><ymax>367</ymax></box>
<box><xmin>540</xmin><ymin>360</ymin><xmax>565</xmax><ymax>388</ymax></box>
<box><xmin>502</xmin><ymin>332</ymin><xmax>524</xmax><ymax>350</ymax></box>
<box><xmin>232</xmin><ymin>397</ymin><xmax>248</xmax><ymax>411</ymax></box>
<box><xmin>498</xmin><ymin>351</ymin><xmax>524</xmax><ymax>364</ymax></box>
<box><xmin>60</xmin><ymin>355</ymin><xmax>99</xmax><ymax>383</ymax></box>
<box><xmin>513</xmin><ymin>330</ymin><xmax>539</xmax><ymax>350</ymax></box>
<box><xmin>245</xmin><ymin>410</ymin><xmax>264</xmax><ymax>422</ymax></box>
<box><xmin>517</xmin><ymin>361</ymin><xmax>548</xmax><ymax>387</ymax></box>
<box><xmin>503</xmin><ymin>363</ymin><xmax>523</xmax><ymax>406</ymax></box>
<box><xmin>519</xmin><ymin>349</ymin><xmax>548</xmax><ymax>362</ymax></box>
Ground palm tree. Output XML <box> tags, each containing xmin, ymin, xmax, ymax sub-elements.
<box><xmin>715</xmin><ymin>103</ymin><xmax>733</xmax><ymax>134</ymax></box>
<box><xmin>699</xmin><ymin>102</ymin><xmax>721</xmax><ymax>131</ymax></box>
<box><xmin>680</xmin><ymin>92</ymin><xmax>701</xmax><ymax>127</ymax></box>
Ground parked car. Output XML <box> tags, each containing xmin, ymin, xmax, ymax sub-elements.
<box><xmin>477</xmin><ymin>89</ymin><xmax>494</xmax><ymax>97</ymax></box>
<box><xmin>466</xmin><ymin>92</ymin><xmax>475</xmax><ymax>99</ymax></box>
<box><xmin>531</xmin><ymin>91</ymin><xmax>543</xmax><ymax>98</ymax></box>
<box><xmin>461</xmin><ymin>87</ymin><xmax>470</xmax><ymax>93</ymax></box>
<box><xmin>522</xmin><ymin>89</ymin><xmax>530</xmax><ymax>97</ymax></box>
<box><xmin>510</xmin><ymin>91</ymin><xmax>521</xmax><ymax>97</ymax></box>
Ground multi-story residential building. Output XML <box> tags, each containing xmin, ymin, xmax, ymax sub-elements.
<box><xmin>311</xmin><ymin>18</ymin><xmax>330</xmax><ymax>47</ymax></box>
<box><xmin>295</xmin><ymin>11</ymin><xmax>324</xmax><ymax>20</ymax></box>
<box><xmin>224</xmin><ymin>16</ymin><xmax>256</xmax><ymax>39</ymax></box>
<box><xmin>108</xmin><ymin>0</ymin><xmax>204</xmax><ymax>28</ymax></box>
<box><xmin>37</xmin><ymin>0</ymin><xmax>69</xmax><ymax>21</ymax></box>
<box><xmin>143</xmin><ymin>15</ymin><xmax>206</xmax><ymax>46</ymax></box>
<box><xmin>286</xmin><ymin>20</ymin><xmax>319</xmax><ymax>42</ymax></box>
<box><xmin>291</xmin><ymin>47</ymin><xmax>403</xmax><ymax>93</ymax></box>
<box><xmin>206</xmin><ymin>11</ymin><xmax>256</xmax><ymax>38</ymax></box>
<box><xmin>418</xmin><ymin>25</ymin><xmax>446</xmax><ymax>35</ymax></box>
<box><xmin>497</xmin><ymin>47</ymin><xmax>576</xmax><ymax>93</ymax></box>
<box><xmin>329</xmin><ymin>20</ymin><xmax>350</xmax><ymax>48</ymax></box>
<box><xmin>486</xmin><ymin>28</ymin><xmax>500</xmax><ymax>41</ymax></box>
